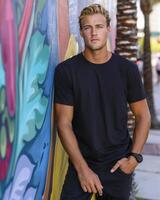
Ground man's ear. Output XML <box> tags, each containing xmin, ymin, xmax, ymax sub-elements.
<box><xmin>80</xmin><ymin>29</ymin><xmax>83</xmax><ymax>37</ymax></box>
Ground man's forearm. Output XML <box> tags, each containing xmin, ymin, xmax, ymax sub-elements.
<box><xmin>131</xmin><ymin>115</ymin><xmax>151</xmax><ymax>153</ymax></box>
<box><xmin>57</xmin><ymin>123</ymin><xmax>88</xmax><ymax>172</ymax></box>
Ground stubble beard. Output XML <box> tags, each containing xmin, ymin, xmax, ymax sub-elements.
<box><xmin>86</xmin><ymin>41</ymin><xmax>107</xmax><ymax>52</ymax></box>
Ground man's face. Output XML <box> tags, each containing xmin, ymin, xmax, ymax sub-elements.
<box><xmin>80</xmin><ymin>14</ymin><xmax>110</xmax><ymax>51</ymax></box>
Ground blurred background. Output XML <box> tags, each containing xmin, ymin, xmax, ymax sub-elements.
<box><xmin>0</xmin><ymin>0</ymin><xmax>159</xmax><ymax>200</ymax></box>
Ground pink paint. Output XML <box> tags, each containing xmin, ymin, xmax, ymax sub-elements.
<box><xmin>18</xmin><ymin>0</ymin><xmax>33</xmax><ymax>62</ymax></box>
<box><xmin>0</xmin><ymin>141</ymin><xmax>12</xmax><ymax>180</ymax></box>
<box><xmin>0</xmin><ymin>0</ymin><xmax>17</xmax><ymax>117</ymax></box>
<box><xmin>57</xmin><ymin>0</ymin><xmax>70</xmax><ymax>61</ymax></box>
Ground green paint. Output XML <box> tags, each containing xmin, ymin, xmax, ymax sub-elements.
<box><xmin>1</xmin><ymin>109</ymin><xmax>7</xmax><ymax>125</ymax></box>
<box><xmin>0</xmin><ymin>88</ymin><xmax>5</xmax><ymax>112</ymax></box>
<box><xmin>0</xmin><ymin>126</ymin><xmax>7</xmax><ymax>159</ymax></box>
<box><xmin>8</xmin><ymin>118</ymin><xmax>14</xmax><ymax>143</ymax></box>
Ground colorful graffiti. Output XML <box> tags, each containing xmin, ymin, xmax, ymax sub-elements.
<box><xmin>0</xmin><ymin>0</ymin><xmax>116</xmax><ymax>199</ymax></box>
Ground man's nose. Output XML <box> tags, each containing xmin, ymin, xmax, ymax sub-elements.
<box><xmin>91</xmin><ymin>27</ymin><xmax>97</xmax><ymax>35</ymax></box>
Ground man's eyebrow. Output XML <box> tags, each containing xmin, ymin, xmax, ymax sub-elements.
<box><xmin>82</xmin><ymin>23</ymin><xmax>105</xmax><ymax>27</ymax></box>
<box><xmin>95</xmin><ymin>23</ymin><xmax>105</xmax><ymax>26</ymax></box>
<box><xmin>82</xmin><ymin>24</ymin><xmax>91</xmax><ymax>27</ymax></box>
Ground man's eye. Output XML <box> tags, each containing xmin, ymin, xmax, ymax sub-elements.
<box><xmin>97</xmin><ymin>25</ymin><xmax>104</xmax><ymax>28</ymax></box>
<box><xmin>83</xmin><ymin>27</ymin><xmax>90</xmax><ymax>30</ymax></box>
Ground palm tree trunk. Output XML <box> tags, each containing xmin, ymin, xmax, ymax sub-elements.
<box><xmin>116</xmin><ymin>0</ymin><xmax>137</xmax><ymax>135</ymax></box>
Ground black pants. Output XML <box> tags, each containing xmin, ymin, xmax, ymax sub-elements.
<box><xmin>60</xmin><ymin>162</ymin><xmax>133</xmax><ymax>200</ymax></box>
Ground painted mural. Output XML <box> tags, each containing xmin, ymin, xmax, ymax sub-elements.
<box><xmin>0</xmin><ymin>0</ymin><xmax>116</xmax><ymax>200</ymax></box>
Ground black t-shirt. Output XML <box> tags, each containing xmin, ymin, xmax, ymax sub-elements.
<box><xmin>54</xmin><ymin>53</ymin><xmax>146</xmax><ymax>168</ymax></box>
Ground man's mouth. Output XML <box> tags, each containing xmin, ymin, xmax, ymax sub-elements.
<box><xmin>91</xmin><ymin>39</ymin><xmax>99</xmax><ymax>42</ymax></box>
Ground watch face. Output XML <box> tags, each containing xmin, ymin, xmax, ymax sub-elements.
<box><xmin>137</xmin><ymin>154</ymin><xmax>143</xmax><ymax>163</ymax></box>
<box><xmin>131</xmin><ymin>153</ymin><xmax>143</xmax><ymax>163</ymax></box>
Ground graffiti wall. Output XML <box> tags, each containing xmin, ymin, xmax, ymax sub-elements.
<box><xmin>0</xmin><ymin>0</ymin><xmax>116</xmax><ymax>199</ymax></box>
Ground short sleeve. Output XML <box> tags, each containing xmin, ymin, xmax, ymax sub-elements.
<box><xmin>127</xmin><ymin>63</ymin><xmax>146</xmax><ymax>103</ymax></box>
<box><xmin>54</xmin><ymin>65</ymin><xmax>74</xmax><ymax>105</ymax></box>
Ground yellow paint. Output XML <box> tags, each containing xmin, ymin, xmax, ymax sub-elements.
<box><xmin>64</xmin><ymin>35</ymin><xmax>78</xmax><ymax>59</ymax></box>
<box><xmin>51</xmin><ymin>136</ymin><xmax>68</xmax><ymax>200</ymax></box>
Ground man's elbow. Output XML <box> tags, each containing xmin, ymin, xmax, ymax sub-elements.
<box><xmin>142</xmin><ymin>111</ymin><xmax>151</xmax><ymax>128</ymax></box>
<box><xmin>57</xmin><ymin>120</ymin><xmax>72</xmax><ymax>134</ymax></box>
<box><xmin>135</xmin><ymin>110</ymin><xmax>151</xmax><ymax>128</ymax></box>
<box><xmin>146</xmin><ymin>111</ymin><xmax>151</xmax><ymax>128</ymax></box>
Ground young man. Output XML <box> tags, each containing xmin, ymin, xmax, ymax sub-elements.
<box><xmin>54</xmin><ymin>4</ymin><xmax>151</xmax><ymax>200</ymax></box>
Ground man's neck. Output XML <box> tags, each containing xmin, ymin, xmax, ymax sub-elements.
<box><xmin>83</xmin><ymin>49</ymin><xmax>111</xmax><ymax>64</ymax></box>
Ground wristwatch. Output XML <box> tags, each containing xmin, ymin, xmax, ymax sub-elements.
<box><xmin>129</xmin><ymin>152</ymin><xmax>143</xmax><ymax>163</ymax></box>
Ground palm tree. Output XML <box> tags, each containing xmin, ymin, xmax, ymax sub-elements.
<box><xmin>116</xmin><ymin>1</ymin><xmax>138</xmax><ymax>62</ymax></box>
<box><xmin>115</xmin><ymin>1</ymin><xmax>138</xmax><ymax>199</ymax></box>
<box><xmin>115</xmin><ymin>0</ymin><xmax>138</xmax><ymax>137</ymax></box>
<box><xmin>140</xmin><ymin>0</ymin><xmax>160</xmax><ymax>128</ymax></box>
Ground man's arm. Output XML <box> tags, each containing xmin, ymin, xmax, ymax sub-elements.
<box><xmin>111</xmin><ymin>99</ymin><xmax>151</xmax><ymax>174</ymax></box>
<box><xmin>129</xmin><ymin>98</ymin><xmax>151</xmax><ymax>153</ymax></box>
<box><xmin>54</xmin><ymin>103</ymin><xmax>103</xmax><ymax>195</ymax></box>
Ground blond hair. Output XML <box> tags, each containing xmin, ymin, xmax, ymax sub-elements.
<box><xmin>79</xmin><ymin>4</ymin><xmax>111</xmax><ymax>29</ymax></box>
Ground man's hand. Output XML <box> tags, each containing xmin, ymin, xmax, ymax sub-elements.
<box><xmin>77</xmin><ymin>165</ymin><xmax>103</xmax><ymax>196</ymax></box>
<box><xmin>110</xmin><ymin>157</ymin><xmax>138</xmax><ymax>174</ymax></box>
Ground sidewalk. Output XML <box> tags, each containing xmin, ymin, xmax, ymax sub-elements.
<box><xmin>135</xmin><ymin>129</ymin><xmax>160</xmax><ymax>200</ymax></box>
